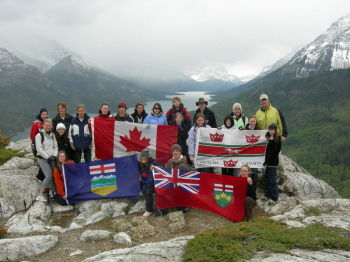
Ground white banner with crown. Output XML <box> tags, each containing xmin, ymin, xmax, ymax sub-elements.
<box><xmin>194</xmin><ymin>128</ymin><xmax>267</xmax><ymax>169</ymax></box>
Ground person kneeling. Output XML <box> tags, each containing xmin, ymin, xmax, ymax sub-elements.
<box><xmin>53</xmin><ymin>151</ymin><xmax>74</xmax><ymax>206</ymax></box>
<box><xmin>239</xmin><ymin>164</ymin><xmax>258</xmax><ymax>221</ymax></box>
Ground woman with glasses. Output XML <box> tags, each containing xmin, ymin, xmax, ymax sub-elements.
<box><xmin>143</xmin><ymin>103</ymin><xmax>168</xmax><ymax>125</ymax></box>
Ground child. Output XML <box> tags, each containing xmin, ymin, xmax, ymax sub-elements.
<box><xmin>53</xmin><ymin>150</ymin><xmax>73</xmax><ymax>206</ymax></box>
<box><xmin>263</xmin><ymin>123</ymin><xmax>281</xmax><ymax>202</ymax></box>
<box><xmin>139</xmin><ymin>151</ymin><xmax>155</xmax><ymax>217</ymax></box>
<box><xmin>245</xmin><ymin>115</ymin><xmax>260</xmax><ymax>130</ymax></box>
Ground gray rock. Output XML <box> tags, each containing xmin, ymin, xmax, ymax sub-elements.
<box><xmin>168</xmin><ymin>211</ymin><xmax>186</xmax><ymax>233</ymax></box>
<box><xmin>128</xmin><ymin>199</ymin><xmax>146</xmax><ymax>214</ymax></box>
<box><xmin>249</xmin><ymin>249</ymin><xmax>350</xmax><ymax>262</ymax></box>
<box><xmin>83</xmin><ymin>236</ymin><xmax>194</xmax><ymax>262</ymax></box>
<box><xmin>112</xmin><ymin>219</ymin><xmax>134</xmax><ymax>232</ymax></box>
<box><xmin>6</xmin><ymin>139</ymin><xmax>32</xmax><ymax>153</ymax></box>
<box><xmin>101</xmin><ymin>201</ymin><xmax>128</xmax><ymax>217</ymax></box>
<box><xmin>0</xmin><ymin>169</ymin><xmax>40</xmax><ymax>218</ymax></box>
<box><xmin>6</xmin><ymin>201</ymin><xmax>51</xmax><ymax>234</ymax></box>
<box><xmin>0</xmin><ymin>157</ymin><xmax>35</xmax><ymax>171</ymax></box>
<box><xmin>0</xmin><ymin>235</ymin><xmax>58</xmax><ymax>261</ymax></box>
<box><xmin>70</xmin><ymin>249</ymin><xmax>84</xmax><ymax>256</ymax></box>
<box><xmin>51</xmin><ymin>203</ymin><xmax>74</xmax><ymax>213</ymax></box>
<box><xmin>257</xmin><ymin>194</ymin><xmax>298</xmax><ymax>215</ymax></box>
<box><xmin>80</xmin><ymin>230</ymin><xmax>111</xmax><ymax>241</ymax></box>
<box><xmin>113</xmin><ymin>232</ymin><xmax>132</xmax><ymax>246</ymax></box>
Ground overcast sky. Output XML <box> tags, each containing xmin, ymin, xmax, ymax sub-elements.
<box><xmin>0</xmin><ymin>0</ymin><xmax>349</xmax><ymax>78</ymax></box>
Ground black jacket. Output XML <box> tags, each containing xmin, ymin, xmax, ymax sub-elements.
<box><xmin>264</xmin><ymin>136</ymin><xmax>281</xmax><ymax>166</ymax></box>
<box><xmin>246</xmin><ymin>172</ymin><xmax>258</xmax><ymax>200</ymax></box>
<box><xmin>55</xmin><ymin>133</ymin><xmax>74</xmax><ymax>160</ymax></box>
<box><xmin>115</xmin><ymin>113</ymin><xmax>134</xmax><ymax>122</ymax></box>
<box><xmin>131</xmin><ymin>111</ymin><xmax>148</xmax><ymax>123</ymax></box>
<box><xmin>52</xmin><ymin>113</ymin><xmax>73</xmax><ymax>133</ymax></box>
<box><xmin>193</xmin><ymin>107</ymin><xmax>217</xmax><ymax>128</ymax></box>
<box><xmin>176</xmin><ymin>124</ymin><xmax>190</xmax><ymax>156</ymax></box>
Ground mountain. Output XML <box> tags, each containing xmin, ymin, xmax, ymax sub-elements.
<box><xmin>186</xmin><ymin>65</ymin><xmax>242</xmax><ymax>83</ymax></box>
<box><xmin>272</xmin><ymin>13</ymin><xmax>350</xmax><ymax>78</ymax></box>
<box><xmin>0</xmin><ymin>48</ymin><xmax>69</xmax><ymax>135</ymax></box>
<box><xmin>45</xmin><ymin>55</ymin><xmax>164</xmax><ymax>111</ymax></box>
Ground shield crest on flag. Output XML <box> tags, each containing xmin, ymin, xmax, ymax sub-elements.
<box><xmin>214</xmin><ymin>184</ymin><xmax>234</xmax><ymax>208</ymax></box>
<box><xmin>89</xmin><ymin>163</ymin><xmax>118</xmax><ymax>196</ymax></box>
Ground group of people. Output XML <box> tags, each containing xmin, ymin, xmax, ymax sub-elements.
<box><xmin>29</xmin><ymin>93</ymin><xmax>287</xmax><ymax>221</ymax></box>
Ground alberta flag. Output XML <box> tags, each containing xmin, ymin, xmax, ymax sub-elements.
<box><xmin>195</xmin><ymin>128</ymin><xmax>267</xmax><ymax>168</ymax></box>
<box><xmin>152</xmin><ymin>166</ymin><xmax>248</xmax><ymax>221</ymax></box>
<box><xmin>92</xmin><ymin>118</ymin><xmax>178</xmax><ymax>164</ymax></box>
<box><xmin>63</xmin><ymin>155</ymin><xmax>140</xmax><ymax>204</ymax></box>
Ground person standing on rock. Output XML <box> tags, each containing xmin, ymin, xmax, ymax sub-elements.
<box><xmin>35</xmin><ymin>119</ymin><xmax>58</xmax><ymax>202</ymax></box>
<box><xmin>239</xmin><ymin>164</ymin><xmax>258</xmax><ymax>221</ymax></box>
<box><xmin>139</xmin><ymin>151</ymin><xmax>156</xmax><ymax>217</ymax></box>
<box><xmin>69</xmin><ymin>104</ymin><xmax>92</xmax><ymax>163</ymax></box>
<box><xmin>115</xmin><ymin>101</ymin><xmax>134</xmax><ymax>122</ymax></box>
<box><xmin>255</xmin><ymin>94</ymin><xmax>288</xmax><ymax>178</ymax></box>
<box><xmin>263</xmin><ymin>123</ymin><xmax>281</xmax><ymax>202</ymax></box>
<box><xmin>53</xmin><ymin>151</ymin><xmax>73</xmax><ymax>206</ymax></box>
<box><xmin>166</xmin><ymin>97</ymin><xmax>192</xmax><ymax>127</ymax></box>
<box><xmin>52</xmin><ymin>102</ymin><xmax>73</xmax><ymax>133</ymax></box>
<box><xmin>143</xmin><ymin>103</ymin><xmax>168</xmax><ymax>125</ymax></box>
<box><xmin>193</xmin><ymin>98</ymin><xmax>217</xmax><ymax>128</ymax></box>
<box><xmin>131</xmin><ymin>102</ymin><xmax>148</xmax><ymax>123</ymax></box>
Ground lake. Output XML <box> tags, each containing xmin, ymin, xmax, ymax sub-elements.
<box><xmin>12</xmin><ymin>91</ymin><xmax>216</xmax><ymax>142</ymax></box>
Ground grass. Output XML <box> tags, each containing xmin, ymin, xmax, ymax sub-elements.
<box><xmin>0</xmin><ymin>148</ymin><xmax>26</xmax><ymax>165</ymax></box>
<box><xmin>183</xmin><ymin>218</ymin><xmax>350</xmax><ymax>262</ymax></box>
<box><xmin>304</xmin><ymin>206</ymin><xmax>322</xmax><ymax>217</ymax></box>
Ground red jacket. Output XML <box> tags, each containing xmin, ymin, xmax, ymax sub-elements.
<box><xmin>29</xmin><ymin>120</ymin><xmax>43</xmax><ymax>141</ymax></box>
<box><xmin>53</xmin><ymin>161</ymin><xmax>74</xmax><ymax>198</ymax></box>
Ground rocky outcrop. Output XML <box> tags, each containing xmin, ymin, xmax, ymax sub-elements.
<box><xmin>257</xmin><ymin>156</ymin><xmax>339</xmax><ymax>215</ymax></box>
<box><xmin>80</xmin><ymin>230</ymin><xmax>111</xmax><ymax>241</ymax></box>
<box><xmin>6</xmin><ymin>139</ymin><xmax>32</xmax><ymax>154</ymax></box>
<box><xmin>0</xmin><ymin>235</ymin><xmax>58</xmax><ymax>261</ymax></box>
<box><xmin>83</xmin><ymin>236</ymin><xmax>194</xmax><ymax>262</ymax></box>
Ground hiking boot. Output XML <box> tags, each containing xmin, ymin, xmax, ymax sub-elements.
<box><xmin>36</xmin><ymin>194</ymin><xmax>47</xmax><ymax>202</ymax></box>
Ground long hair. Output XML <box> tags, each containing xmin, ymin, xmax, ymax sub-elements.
<box><xmin>152</xmin><ymin>103</ymin><xmax>163</xmax><ymax>113</ymax></box>
<box><xmin>194</xmin><ymin>113</ymin><xmax>206</xmax><ymax>127</ymax></box>
<box><xmin>265</xmin><ymin>130</ymin><xmax>280</xmax><ymax>143</ymax></box>
<box><xmin>56</xmin><ymin>150</ymin><xmax>67</xmax><ymax>173</ymax></box>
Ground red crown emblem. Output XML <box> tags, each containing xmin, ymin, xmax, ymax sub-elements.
<box><xmin>245</xmin><ymin>135</ymin><xmax>260</xmax><ymax>143</ymax></box>
<box><xmin>210</xmin><ymin>133</ymin><xmax>224</xmax><ymax>142</ymax></box>
<box><xmin>223</xmin><ymin>160</ymin><xmax>238</xmax><ymax>167</ymax></box>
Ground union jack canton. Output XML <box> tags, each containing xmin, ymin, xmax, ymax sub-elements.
<box><xmin>152</xmin><ymin>166</ymin><xmax>200</xmax><ymax>194</ymax></box>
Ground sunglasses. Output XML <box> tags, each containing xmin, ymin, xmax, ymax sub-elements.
<box><xmin>154</xmin><ymin>107</ymin><xmax>160</xmax><ymax>110</ymax></box>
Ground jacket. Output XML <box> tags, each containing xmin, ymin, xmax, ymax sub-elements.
<box><xmin>245</xmin><ymin>172</ymin><xmax>258</xmax><ymax>200</ymax></box>
<box><xmin>53</xmin><ymin>161</ymin><xmax>74</xmax><ymax>198</ymax></box>
<box><xmin>143</xmin><ymin>113</ymin><xmax>168</xmax><ymax>125</ymax></box>
<box><xmin>115</xmin><ymin>113</ymin><xmax>134</xmax><ymax>122</ymax></box>
<box><xmin>166</xmin><ymin>103</ymin><xmax>192</xmax><ymax>126</ymax></box>
<box><xmin>29</xmin><ymin>120</ymin><xmax>43</xmax><ymax>141</ymax></box>
<box><xmin>255</xmin><ymin>104</ymin><xmax>288</xmax><ymax>137</ymax></box>
<box><xmin>230</xmin><ymin>113</ymin><xmax>248</xmax><ymax>130</ymax></box>
<box><xmin>221</xmin><ymin>115</ymin><xmax>236</xmax><ymax>129</ymax></box>
<box><xmin>52</xmin><ymin>113</ymin><xmax>73</xmax><ymax>132</ymax></box>
<box><xmin>55</xmin><ymin>133</ymin><xmax>74</xmax><ymax>160</ymax></box>
<box><xmin>69</xmin><ymin>114</ymin><xmax>91</xmax><ymax>150</ymax></box>
<box><xmin>187</xmin><ymin>125</ymin><xmax>211</xmax><ymax>157</ymax></box>
<box><xmin>35</xmin><ymin>128</ymin><xmax>58</xmax><ymax>160</ymax></box>
<box><xmin>193</xmin><ymin>107</ymin><xmax>217</xmax><ymax>128</ymax></box>
<box><xmin>165</xmin><ymin>155</ymin><xmax>191</xmax><ymax>171</ymax></box>
<box><xmin>131</xmin><ymin>111</ymin><xmax>148</xmax><ymax>124</ymax></box>
<box><xmin>139</xmin><ymin>161</ymin><xmax>154</xmax><ymax>192</ymax></box>
<box><xmin>264</xmin><ymin>136</ymin><xmax>281</xmax><ymax>167</ymax></box>
<box><xmin>177</xmin><ymin>124</ymin><xmax>190</xmax><ymax>156</ymax></box>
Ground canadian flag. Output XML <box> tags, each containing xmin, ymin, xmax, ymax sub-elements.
<box><xmin>91</xmin><ymin>117</ymin><xmax>178</xmax><ymax>164</ymax></box>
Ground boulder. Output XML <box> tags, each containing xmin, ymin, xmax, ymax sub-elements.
<box><xmin>83</xmin><ymin>236</ymin><xmax>194</xmax><ymax>262</ymax></box>
<box><xmin>113</xmin><ymin>232</ymin><xmax>132</xmax><ymax>246</ymax></box>
<box><xmin>128</xmin><ymin>199</ymin><xmax>146</xmax><ymax>214</ymax></box>
<box><xmin>80</xmin><ymin>230</ymin><xmax>111</xmax><ymax>241</ymax></box>
<box><xmin>112</xmin><ymin>219</ymin><xmax>134</xmax><ymax>232</ymax></box>
<box><xmin>6</xmin><ymin>139</ymin><xmax>32</xmax><ymax>153</ymax></box>
<box><xmin>131</xmin><ymin>223</ymin><xmax>156</xmax><ymax>239</ymax></box>
<box><xmin>101</xmin><ymin>201</ymin><xmax>128</xmax><ymax>217</ymax></box>
<box><xmin>0</xmin><ymin>157</ymin><xmax>35</xmax><ymax>171</ymax></box>
<box><xmin>0</xmin><ymin>169</ymin><xmax>40</xmax><ymax>218</ymax></box>
<box><xmin>0</xmin><ymin>235</ymin><xmax>58</xmax><ymax>261</ymax></box>
<box><xmin>168</xmin><ymin>211</ymin><xmax>186</xmax><ymax>233</ymax></box>
<box><xmin>6</xmin><ymin>201</ymin><xmax>51</xmax><ymax>234</ymax></box>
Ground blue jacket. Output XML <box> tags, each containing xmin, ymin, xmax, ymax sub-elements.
<box><xmin>187</xmin><ymin>125</ymin><xmax>211</xmax><ymax>157</ymax></box>
<box><xmin>139</xmin><ymin>161</ymin><xmax>154</xmax><ymax>192</ymax></box>
<box><xmin>143</xmin><ymin>113</ymin><xmax>168</xmax><ymax>125</ymax></box>
<box><xmin>69</xmin><ymin>114</ymin><xmax>91</xmax><ymax>150</ymax></box>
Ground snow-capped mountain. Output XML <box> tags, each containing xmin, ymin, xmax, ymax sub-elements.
<box><xmin>276</xmin><ymin>13</ymin><xmax>350</xmax><ymax>78</ymax></box>
<box><xmin>0</xmin><ymin>48</ymin><xmax>33</xmax><ymax>72</ymax></box>
<box><xmin>186</xmin><ymin>65</ymin><xmax>242</xmax><ymax>83</ymax></box>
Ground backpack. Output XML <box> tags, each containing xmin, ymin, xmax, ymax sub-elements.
<box><xmin>31</xmin><ymin>132</ymin><xmax>44</xmax><ymax>157</ymax></box>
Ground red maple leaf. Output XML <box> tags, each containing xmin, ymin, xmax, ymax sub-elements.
<box><xmin>120</xmin><ymin>127</ymin><xmax>151</xmax><ymax>152</ymax></box>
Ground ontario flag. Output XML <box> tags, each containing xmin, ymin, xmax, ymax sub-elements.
<box><xmin>152</xmin><ymin>166</ymin><xmax>248</xmax><ymax>221</ymax></box>
<box><xmin>195</xmin><ymin>128</ymin><xmax>267</xmax><ymax>169</ymax></box>
<box><xmin>91</xmin><ymin>117</ymin><xmax>178</xmax><ymax>164</ymax></box>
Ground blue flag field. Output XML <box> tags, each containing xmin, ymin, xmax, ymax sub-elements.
<box><xmin>63</xmin><ymin>155</ymin><xmax>140</xmax><ymax>204</ymax></box>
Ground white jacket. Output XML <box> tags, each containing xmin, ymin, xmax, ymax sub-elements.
<box><xmin>35</xmin><ymin>129</ymin><xmax>58</xmax><ymax>160</ymax></box>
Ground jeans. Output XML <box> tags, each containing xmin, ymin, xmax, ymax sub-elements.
<box><xmin>143</xmin><ymin>186</ymin><xmax>154</xmax><ymax>212</ymax></box>
<box><xmin>264</xmin><ymin>167</ymin><xmax>279</xmax><ymax>201</ymax></box>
